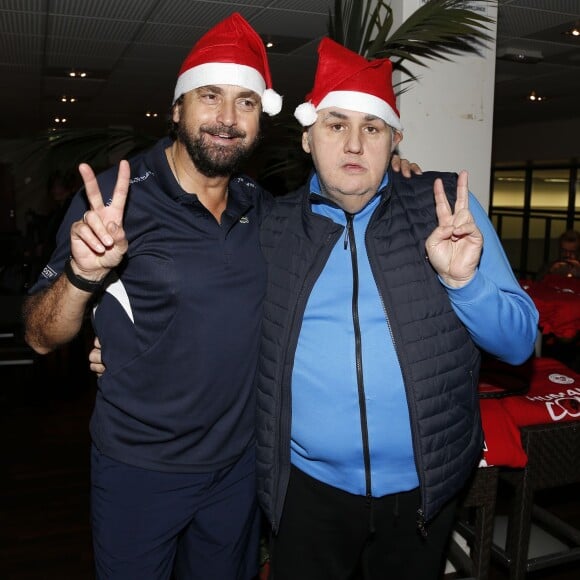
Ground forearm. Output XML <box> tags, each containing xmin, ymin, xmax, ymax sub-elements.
<box><xmin>23</xmin><ymin>273</ymin><xmax>94</xmax><ymax>354</ymax></box>
<box><xmin>447</xmin><ymin>271</ymin><xmax>538</xmax><ymax>364</ymax></box>
<box><xmin>445</xmin><ymin>193</ymin><xmax>539</xmax><ymax>363</ymax></box>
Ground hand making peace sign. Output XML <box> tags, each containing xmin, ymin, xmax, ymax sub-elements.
<box><xmin>69</xmin><ymin>160</ymin><xmax>130</xmax><ymax>281</ymax></box>
<box><xmin>425</xmin><ymin>170</ymin><xmax>483</xmax><ymax>288</ymax></box>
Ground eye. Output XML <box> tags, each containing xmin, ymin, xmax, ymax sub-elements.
<box><xmin>238</xmin><ymin>98</ymin><xmax>258</xmax><ymax>111</ymax></box>
<box><xmin>329</xmin><ymin>123</ymin><xmax>345</xmax><ymax>132</ymax></box>
<box><xmin>200</xmin><ymin>91</ymin><xmax>219</xmax><ymax>103</ymax></box>
<box><xmin>364</xmin><ymin>125</ymin><xmax>380</xmax><ymax>134</ymax></box>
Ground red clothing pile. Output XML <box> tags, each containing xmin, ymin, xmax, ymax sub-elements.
<box><xmin>478</xmin><ymin>357</ymin><xmax>579</xmax><ymax>468</ymax></box>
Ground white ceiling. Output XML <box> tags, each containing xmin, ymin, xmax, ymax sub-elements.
<box><xmin>0</xmin><ymin>0</ymin><xmax>579</xmax><ymax>139</ymax></box>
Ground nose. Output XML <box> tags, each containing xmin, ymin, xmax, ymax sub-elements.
<box><xmin>217</xmin><ymin>98</ymin><xmax>237</xmax><ymax>126</ymax></box>
<box><xmin>344</xmin><ymin>130</ymin><xmax>363</xmax><ymax>154</ymax></box>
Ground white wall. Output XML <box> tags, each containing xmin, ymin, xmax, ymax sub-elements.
<box><xmin>390</xmin><ymin>0</ymin><xmax>498</xmax><ymax>212</ymax></box>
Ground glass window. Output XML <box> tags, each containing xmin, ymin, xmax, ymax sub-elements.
<box><xmin>530</xmin><ymin>169</ymin><xmax>569</xmax><ymax>210</ymax></box>
<box><xmin>492</xmin><ymin>170</ymin><xmax>525</xmax><ymax>208</ymax></box>
<box><xmin>530</xmin><ymin>169</ymin><xmax>572</xmax><ymax>264</ymax></box>
<box><xmin>490</xmin><ymin>165</ymin><xmax>579</xmax><ymax>279</ymax></box>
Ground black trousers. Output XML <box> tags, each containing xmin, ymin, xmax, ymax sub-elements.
<box><xmin>270</xmin><ymin>466</ymin><xmax>458</xmax><ymax>580</ymax></box>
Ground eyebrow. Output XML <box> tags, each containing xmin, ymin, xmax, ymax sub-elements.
<box><xmin>323</xmin><ymin>110</ymin><xmax>381</xmax><ymax>122</ymax></box>
<box><xmin>197</xmin><ymin>85</ymin><xmax>258</xmax><ymax>99</ymax></box>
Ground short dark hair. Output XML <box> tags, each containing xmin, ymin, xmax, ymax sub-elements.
<box><xmin>560</xmin><ymin>229</ymin><xmax>580</xmax><ymax>246</ymax></box>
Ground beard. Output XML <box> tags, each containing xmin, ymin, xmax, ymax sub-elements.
<box><xmin>176</xmin><ymin>121</ymin><xmax>260</xmax><ymax>178</ymax></box>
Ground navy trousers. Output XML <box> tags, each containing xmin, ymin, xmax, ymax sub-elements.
<box><xmin>90</xmin><ymin>444</ymin><xmax>260</xmax><ymax>580</ymax></box>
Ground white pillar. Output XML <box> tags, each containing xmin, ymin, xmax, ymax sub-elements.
<box><xmin>390</xmin><ymin>1</ymin><xmax>498</xmax><ymax>211</ymax></box>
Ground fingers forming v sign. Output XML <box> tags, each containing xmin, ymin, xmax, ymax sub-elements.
<box><xmin>70</xmin><ymin>160</ymin><xmax>130</xmax><ymax>277</ymax></box>
<box><xmin>425</xmin><ymin>170</ymin><xmax>483</xmax><ymax>288</ymax></box>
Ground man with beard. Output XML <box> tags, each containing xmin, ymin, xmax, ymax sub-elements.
<box><xmin>22</xmin><ymin>13</ymin><xmax>280</xmax><ymax>580</ymax></box>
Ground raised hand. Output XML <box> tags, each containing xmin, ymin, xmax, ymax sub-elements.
<box><xmin>425</xmin><ymin>170</ymin><xmax>483</xmax><ymax>288</ymax></box>
<box><xmin>69</xmin><ymin>160</ymin><xmax>130</xmax><ymax>281</ymax></box>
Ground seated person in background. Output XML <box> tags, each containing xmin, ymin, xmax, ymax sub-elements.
<box><xmin>538</xmin><ymin>229</ymin><xmax>580</xmax><ymax>279</ymax></box>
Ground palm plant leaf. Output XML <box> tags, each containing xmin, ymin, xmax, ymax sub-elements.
<box><xmin>1</xmin><ymin>128</ymin><xmax>157</xmax><ymax>175</ymax></box>
<box><xmin>42</xmin><ymin>128</ymin><xmax>156</xmax><ymax>169</ymax></box>
<box><xmin>379</xmin><ymin>0</ymin><xmax>494</xmax><ymax>66</ymax></box>
<box><xmin>328</xmin><ymin>0</ymin><xmax>387</xmax><ymax>55</ymax></box>
<box><xmin>329</xmin><ymin>0</ymin><xmax>495</xmax><ymax>84</ymax></box>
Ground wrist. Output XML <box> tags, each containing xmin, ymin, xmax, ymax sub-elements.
<box><xmin>64</xmin><ymin>258</ymin><xmax>106</xmax><ymax>293</ymax></box>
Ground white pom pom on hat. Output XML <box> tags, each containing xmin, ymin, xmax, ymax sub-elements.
<box><xmin>294</xmin><ymin>102</ymin><xmax>318</xmax><ymax>126</ymax></box>
<box><xmin>261</xmin><ymin>88</ymin><xmax>283</xmax><ymax>116</ymax></box>
<box><xmin>173</xmin><ymin>12</ymin><xmax>282</xmax><ymax>116</ymax></box>
<box><xmin>293</xmin><ymin>37</ymin><xmax>402</xmax><ymax>130</ymax></box>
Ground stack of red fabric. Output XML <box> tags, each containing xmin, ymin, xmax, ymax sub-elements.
<box><xmin>501</xmin><ymin>357</ymin><xmax>580</xmax><ymax>426</ymax></box>
<box><xmin>478</xmin><ymin>357</ymin><xmax>579</xmax><ymax>468</ymax></box>
<box><xmin>522</xmin><ymin>275</ymin><xmax>580</xmax><ymax>340</ymax></box>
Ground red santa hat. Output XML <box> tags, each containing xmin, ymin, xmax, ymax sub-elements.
<box><xmin>173</xmin><ymin>12</ymin><xmax>282</xmax><ymax>116</ymax></box>
<box><xmin>294</xmin><ymin>37</ymin><xmax>402</xmax><ymax>130</ymax></box>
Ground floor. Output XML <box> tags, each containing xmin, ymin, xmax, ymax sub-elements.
<box><xmin>1</xmin><ymin>345</ymin><xmax>579</xmax><ymax>580</ymax></box>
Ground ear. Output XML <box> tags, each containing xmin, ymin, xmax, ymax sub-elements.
<box><xmin>392</xmin><ymin>130</ymin><xmax>403</xmax><ymax>152</ymax></box>
<box><xmin>301</xmin><ymin>130</ymin><xmax>311</xmax><ymax>154</ymax></box>
<box><xmin>172</xmin><ymin>102</ymin><xmax>181</xmax><ymax>124</ymax></box>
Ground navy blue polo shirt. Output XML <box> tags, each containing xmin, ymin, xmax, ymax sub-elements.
<box><xmin>30</xmin><ymin>137</ymin><xmax>270</xmax><ymax>472</ymax></box>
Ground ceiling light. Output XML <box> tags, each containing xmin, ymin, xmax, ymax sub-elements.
<box><xmin>497</xmin><ymin>47</ymin><xmax>543</xmax><ymax>64</ymax></box>
<box><xmin>60</xmin><ymin>96</ymin><xmax>77</xmax><ymax>103</ymax></box>
<box><xmin>527</xmin><ymin>90</ymin><xmax>546</xmax><ymax>102</ymax></box>
<box><xmin>565</xmin><ymin>25</ymin><xmax>580</xmax><ymax>37</ymax></box>
<box><xmin>145</xmin><ymin>112</ymin><xmax>158</xmax><ymax>118</ymax></box>
<box><xmin>266</xmin><ymin>41</ymin><xmax>274</xmax><ymax>48</ymax></box>
<box><xmin>68</xmin><ymin>70</ymin><xmax>87</xmax><ymax>78</ymax></box>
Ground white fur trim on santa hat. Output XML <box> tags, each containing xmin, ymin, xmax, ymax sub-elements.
<box><xmin>261</xmin><ymin>88</ymin><xmax>283</xmax><ymax>116</ymax></box>
<box><xmin>173</xmin><ymin>62</ymin><xmax>266</xmax><ymax>104</ymax></box>
<box><xmin>294</xmin><ymin>102</ymin><xmax>318</xmax><ymax>126</ymax></box>
<box><xmin>317</xmin><ymin>91</ymin><xmax>403</xmax><ymax>131</ymax></box>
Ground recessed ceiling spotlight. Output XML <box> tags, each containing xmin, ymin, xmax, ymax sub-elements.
<box><xmin>266</xmin><ymin>41</ymin><xmax>274</xmax><ymax>48</ymax></box>
<box><xmin>60</xmin><ymin>96</ymin><xmax>77</xmax><ymax>103</ymax></box>
<box><xmin>527</xmin><ymin>90</ymin><xmax>546</xmax><ymax>102</ymax></box>
<box><xmin>68</xmin><ymin>70</ymin><xmax>87</xmax><ymax>78</ymax></box>
<box><xmin>565</xmin><ymin>24</ymin><xmax>580</xmax><ymax>37</ymax></box>
<box><xmin>145</xmin><ymin>112</ymin><xmax>158</xmax><ymax>118</ymax></box>
<box><xmin>497</xmin><ymin>47</ymin><xmax>543</xmax><ymax>63</ymax></box>
<box><xmin>53</xmin><ymin>117</ymin><xmax>68</xmax><ymax>123</ymax></box>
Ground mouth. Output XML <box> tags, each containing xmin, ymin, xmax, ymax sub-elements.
<box><xmin>342</xmin><ymin>162</ymin><xmax>365</xmax><ymax>172</ymax></box>
<box><xmin>203</xmin><ymin>126</ymin><xmax>245</xmax><ymax>143</ymax></box>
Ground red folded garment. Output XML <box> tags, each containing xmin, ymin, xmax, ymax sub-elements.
<box><xmin>523</xmin><ymin>276</ymin><xmax>580</xmax><ymax>339</ymax></box>
<box><xmin>479</xmin><ymin>398</ymin><xmax>528</xmax><ymax>468</ymax></box>
<box><xmin>501</xmin><ymin>357</ymin><xmax>580</xmax><ymax>426</ymax></box>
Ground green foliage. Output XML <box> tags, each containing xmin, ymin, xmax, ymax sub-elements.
<box><xmin>3</xmin><ymin>127</ymin><xmax>157</xmax><ymax>173</ymax></box>
<box><xmin>329</xmin><ymin>0</ymin><xmax>494</xmax><ymax>84</ymax></box>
